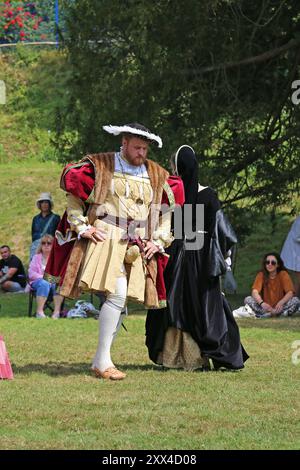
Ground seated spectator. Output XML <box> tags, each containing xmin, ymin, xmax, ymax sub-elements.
<box><xmin>28</xmin><ymin>235</ymin><xmax>64</xmax><ymax>319</ymax></box>
<box><xmin>30</xmin><ymin>192</ymin><xmax>60</xmax><ymax>261</ymax></box>
<box><xmin>244</xmin><ymin>252</ymin><xmax>300</xmax><ymax>318</ymax></box>
<box><xmin>0</xmin><ymin>245</ymin><xmax>26</xmax><ymax>293</ymax></box>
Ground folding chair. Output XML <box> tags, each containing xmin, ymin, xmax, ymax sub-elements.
<box><xmin>28</xmin><ymin>287</ymin><xmax>64</xmax><ymax>317</ymax></box>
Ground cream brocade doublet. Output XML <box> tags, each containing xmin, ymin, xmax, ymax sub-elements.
<box><xmin>66</xmin><ymin>153</ymin><xmax>172</xmax><ymax>304</ymax></box>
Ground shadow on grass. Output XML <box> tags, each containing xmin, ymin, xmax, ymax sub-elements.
<box><xmin>13</xmin><ymin>361</ymin><xmax>239</xmax><ymax>377</ymax></box>
<box><xmin>13</xmin><ymin>362</ymin><xmax>166</xmax><ymax>376</ymax></box>
<box><xmin>122</xmin><ymin>364</ymin><xmax>238</xmax><ymax>373</ymax></box>
<box><xmin>13</xmin><ymin>362</ymin><xmax>90</xmax><ymax>376</ymax></box>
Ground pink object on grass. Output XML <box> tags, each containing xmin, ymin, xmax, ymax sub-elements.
<box><xmin>0</xmin><ymin>335</ymin><xmax>14</xmax><ymax>380</ymax></box>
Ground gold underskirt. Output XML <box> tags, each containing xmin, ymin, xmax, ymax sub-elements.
<box><xmin>157</xmin><ymin>327</ymin><xmax>206</xmax><ymax>371</ymax></box>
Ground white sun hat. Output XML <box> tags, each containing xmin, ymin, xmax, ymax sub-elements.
<box><xmin>36</xmin><ymin>192</ymin><xmax>53</xmax><ymax>209</ymax></box>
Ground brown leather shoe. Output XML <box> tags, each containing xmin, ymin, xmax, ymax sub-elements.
<box><xmin>91</xmin><ymin>366</ymin><xmax>126</xmax><ymax>381</ymax></box>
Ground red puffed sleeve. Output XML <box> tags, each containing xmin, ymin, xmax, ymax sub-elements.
<box><xmin>161</xmin><ymin>175</ymin><xmax>185</xmax><ymax>207</ymax></box>
<box><xmin>60</xmin><ymin>161</ymin><xmax>95</xmax><ymax>201</ymax></box>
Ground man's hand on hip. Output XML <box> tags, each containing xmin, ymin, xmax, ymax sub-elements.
<box><xmin>143</xmin><ymin>241</ymin><xmax>159</xmax><ymax>260</ymax></box>
<box><xmin>81</xmin><ymin>226</ymin><xmax>106</xmax><ymax>243</ymax></box>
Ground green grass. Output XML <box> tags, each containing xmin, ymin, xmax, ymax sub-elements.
<box><xmin>1</xmin><ymin>292</ymin><xmax>300</xmax><ymax>450</ymax></box>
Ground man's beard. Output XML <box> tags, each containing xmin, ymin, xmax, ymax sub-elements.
<box><xmin>124</xmin><ymin>153</ymin><xmax>146</xmax><ymax>166</ymax></box>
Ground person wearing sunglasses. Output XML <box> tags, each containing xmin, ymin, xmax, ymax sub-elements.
<box><xmin>28</xmin><ymin>235</ymin><xmax>64</xmax><ymax>318</ymax></box>
<box><xmin>244</xmin><ymin>252</ymin><xmax>300</xmax><ymax>318</ymax></box>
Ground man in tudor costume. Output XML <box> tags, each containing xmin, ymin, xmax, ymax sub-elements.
<box><xmin>45</xmin><ymin>123</ymin><xmax>184</xmax><ymax>380</ymax></box>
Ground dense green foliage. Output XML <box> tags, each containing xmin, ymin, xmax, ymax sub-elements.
<box><xmin>55</xmin><ymin>0</ymin><xmax>300</xmax><ymax>223</ymax></box>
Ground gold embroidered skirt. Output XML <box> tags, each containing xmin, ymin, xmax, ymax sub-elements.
<box><xmin>79</xmin><ymin>219</ymin><xmax>146</xmax><ymax>303</ymax></box>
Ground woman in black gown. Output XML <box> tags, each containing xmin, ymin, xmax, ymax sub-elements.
<box><xmin>146</xmin><ymin>145</ymin><xmax>249</xmax><ymax>370</ymax></box>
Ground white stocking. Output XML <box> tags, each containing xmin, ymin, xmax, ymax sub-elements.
<box><xmin>92</xmin><ymin>274</ymin><xmax>127</xmax><ymax>372</ymax></box>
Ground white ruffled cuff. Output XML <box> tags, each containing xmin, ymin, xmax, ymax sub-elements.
<box><xmin>152</xmin><ymin>240</ymin><xmax>165</xmax><ymax>253</ymax></box>
<box><xmin>152</xmin><ymin>230</ymin><xmax>174</xmax><ymax>250</ymax></box>
<box><xmin>77</xmin><ymin>224</ymin><xmax>92</xmax><ymax>239</ymax></box>
<box><xmin>67</xmin><ymin>212</ymin><xmax>90</xmax><ymax>234</ymax></box>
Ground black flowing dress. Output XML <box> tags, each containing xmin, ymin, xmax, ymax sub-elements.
<box><xmin>146</xmin><ymin>187</ymin><xmax>249</xmax><ymax>370</ymax></box>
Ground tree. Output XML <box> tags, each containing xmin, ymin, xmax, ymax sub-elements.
<box><xmin>55</xmin><ymin>0</ymin><xmax>300</xmax><ymax>238</ymax></box>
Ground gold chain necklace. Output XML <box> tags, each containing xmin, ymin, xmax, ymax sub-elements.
<box><xmin>117</xmin><ymin>150</ymin><xmax>146</xmax><ymax>205</ymax></box>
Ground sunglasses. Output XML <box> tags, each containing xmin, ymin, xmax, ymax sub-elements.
<box><xmin>42</xmin><ymin>241</ymin><xmax>52</xmax><ymax>246</ymax></box>
<box><xmin>265</xmin><ymin>260</ymin><xmax>277</xmax><ymax>266</ymax></box>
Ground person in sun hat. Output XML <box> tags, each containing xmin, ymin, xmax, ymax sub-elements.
<box><xmin>30</xmin><ymin>192</ymin><xmax>60</xmax><ymax>261</ymax></box>
<box><xmin>44</xmin><ymin>122</ymin><xmax>184</xmax><ymax>381</ymax></box>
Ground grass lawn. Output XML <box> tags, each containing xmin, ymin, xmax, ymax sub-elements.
<box><xmin>0</xmin><ymin>293</ymin><xmax>299</xmax><ymax>450</ymax></box>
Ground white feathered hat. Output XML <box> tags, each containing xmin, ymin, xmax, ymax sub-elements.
<box><xmin>103</xmin><ymin>122</ymin><xmax>162</xmax><ymax>148</ymax></box>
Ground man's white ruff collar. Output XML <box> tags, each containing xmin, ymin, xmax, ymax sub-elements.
<box><xmin>103</xmin><ymin>125</ymin><xmax>162</xmax><ymax>148</ymax></box>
